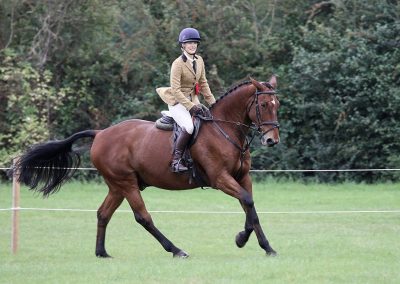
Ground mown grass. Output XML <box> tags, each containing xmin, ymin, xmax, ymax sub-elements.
<box><xmin>0</xmin><ymin>180</ymin><xmax>399</xmax><ymax>284</ymax></box>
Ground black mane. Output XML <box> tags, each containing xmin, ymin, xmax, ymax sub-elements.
<box><xmin>210</xmin><ymin>80</ymin><xmax>252</xmax><ymax>110</ymax></box>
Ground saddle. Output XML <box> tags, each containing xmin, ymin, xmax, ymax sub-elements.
<box><xmin>155</xmin><ymin>104</ymin><xmax>212</xmax><ymax>144</ymax></box>
<box><xmin>155</xmin><ymin>105</ymin><xmax>212</xmax><ymax>186</ymax></box>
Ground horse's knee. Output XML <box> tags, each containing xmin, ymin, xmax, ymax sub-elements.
<box><xmin>240</xmin><ymin>191</ymin><xmax>254</xmax><ymax>208</ymax></box>
<box><xmin>134</xmin><ymin>212</ymin><xmax>152</xmax><ymax>227</ymax></box>
<box><xmin>240</xmin><ymin>191</ymin><xmax>261</xmax><ymax>224</ymax></box>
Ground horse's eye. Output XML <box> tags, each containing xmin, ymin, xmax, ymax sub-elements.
<box><xmin>261</xmin><ymin>102</ymin><xmax>268</xmax><ymax>108</ymax></box>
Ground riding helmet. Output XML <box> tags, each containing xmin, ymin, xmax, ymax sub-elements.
<box><xmin>178</xmin><ymin>28</ymin><xmax>201</xmax><ymax>43</ymax></box>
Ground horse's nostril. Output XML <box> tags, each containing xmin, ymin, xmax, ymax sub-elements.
<box><xmin>266</xmin><ymin>138</ymin><xmax>275</xmax><ymax>146</ymax></box>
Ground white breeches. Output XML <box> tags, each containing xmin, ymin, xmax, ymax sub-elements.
<box><xmin>168</xmin><ymin>103</ymin><xmax>194</xmax><ymax>134</ymax></box>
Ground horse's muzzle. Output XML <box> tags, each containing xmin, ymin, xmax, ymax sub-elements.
<box><xmin>261</xmin><ymin>136</ymin><xmax>279</xmax><ymax>147</ymax></box>
<box><xmin>258</xmin><ymin>121</ymin><xmax>279</xmax><ymax>147</ymax></box>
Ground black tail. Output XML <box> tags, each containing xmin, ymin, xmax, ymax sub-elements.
<box><xmin>12</xmin><ymin>130</ymin><xmax>97</xmax><ymax>197</ymax></box>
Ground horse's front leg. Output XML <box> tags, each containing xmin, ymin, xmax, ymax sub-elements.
<box><xmin>235</xmin><ymin>174</ymin><xmax>254</xmax><ymax>248</ymax></box>
<box><xmin>215</xmin><ymin>173</ymin><xmax>277</xmax><ymax>256</ymax></box>
<box><xmin>235</xmin><ymin>201</ymin><xmax>253</xmax><ymax>248</ymax></box>
<box><xmin>248</xmin><ymin>202</ymin><xmax>277</xmax><ymax>256</ymax></box>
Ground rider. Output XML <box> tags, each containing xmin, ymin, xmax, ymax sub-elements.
<box><xmin>157</xmin><ymin>27</ymin><xmax>216</xmax><ymax>173</ymax></box>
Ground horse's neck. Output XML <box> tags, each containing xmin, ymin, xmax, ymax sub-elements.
<box><xmin>212</xmin><ymin>85</ymin><xmax>253</xmax><ymax>124</ymax></box>
<box><xmin>210</xmin><ymin>85</ymin><xmax>254</xmax><ymax>140</ymax></box>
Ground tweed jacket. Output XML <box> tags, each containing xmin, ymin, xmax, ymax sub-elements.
<box><xmin>157</xmin><ymin>54</ymin><xmax>215</xmax><ymax>111</ymax></box>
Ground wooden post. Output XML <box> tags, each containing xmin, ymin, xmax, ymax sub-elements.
<box><xmin>11</xmin><ymin>158</ymin><xmax>20</xmax><ymax>254</ymax></box>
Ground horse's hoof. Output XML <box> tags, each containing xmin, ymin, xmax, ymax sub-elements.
<box><xmin>173</xmin><ymin>250</ymin><xmax>189</xmax><ymax>258</ymax></box>
<box><xmin>96</xmin><ymin>251</ymin><xmax>112</xmax><ymax>258</ymax></box>
<box><xmin>235</xmin><ymin>232</ymin><xmax>248</xmax><ymax>248</ymax></box>
<box><xmin>266</xmin><ymin>250</ymin><xmax>278</xmax><ymax>257</ymax></box>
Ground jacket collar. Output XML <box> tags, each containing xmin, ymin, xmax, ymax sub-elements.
<box><xmin>181</xmin><ymin>52</ymin><xmax>198</xmax><ymax>62</ymax></box>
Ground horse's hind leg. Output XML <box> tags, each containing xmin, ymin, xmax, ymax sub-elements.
<box><xmin>124</xmin><ymin>189</ymin><xmax>188</xmax><ymax>258</ymax></box>
<box><xmin>109</xmin><ymin>177</ymin><xmax>188</xmax><ymax>258</ymax></box>
<box><xmin>96</xmin><ymin>190</ymin><xmax>124</xmax><ymax>257</ymax></box>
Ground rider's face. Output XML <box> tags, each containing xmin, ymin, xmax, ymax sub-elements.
<box><xmin>182</xmin><ymin>42</ymin><xmax>198</xmax><ymax>55</ymax></box>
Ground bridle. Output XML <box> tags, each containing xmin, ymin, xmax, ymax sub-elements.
<box><xmin>198</xmin><ymin>83</ymin><xmax>279</xmax><ymax>178</ymax></box>
<box><xmin>201</xmin><ymin>82</ymin><xmax>280</xmax><ymax>149</ymax></box>
<box><xmin>247</xmin><ymin>82</ymin><xmax>280</xmax><ymax>138</ymax></box>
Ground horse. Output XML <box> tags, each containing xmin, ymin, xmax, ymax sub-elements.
<box><xmin>13</xmin><ymin>76</ymin><xmax>280</xmax><ymax>258</ymax></box>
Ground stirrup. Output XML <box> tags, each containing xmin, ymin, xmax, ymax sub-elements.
<box><xmin>171</xmin><ymin>159</ymin><xmax>188</xmax><ymax>173</ymax></box>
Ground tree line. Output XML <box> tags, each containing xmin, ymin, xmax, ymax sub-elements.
<box><xmin>1</xmin><ymin>0</ymin><xmax>399</xmax><ymax>182</ymax></box>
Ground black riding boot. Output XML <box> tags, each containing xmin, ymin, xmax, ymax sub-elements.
<box><xmin>171</xmin><ymin>129</ymin><xmax>191</xmax><ymax>173</ymax></box>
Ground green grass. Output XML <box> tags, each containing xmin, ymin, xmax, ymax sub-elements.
<box><xmin>1</xmin><ymin>180</ymin><xmax>399</xmax><ymax>284</ymax></box>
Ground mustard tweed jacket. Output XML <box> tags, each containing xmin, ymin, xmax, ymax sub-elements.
<box><xmin>157</xmin><ymin>54</ymin><xmax>216</xmax><ymax>110</ymax></box>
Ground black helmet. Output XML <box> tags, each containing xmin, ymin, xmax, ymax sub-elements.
<box><xmin>178</xmin><ymin>28</ymin><xmax>201</xmax><ymax>43</ymax></box>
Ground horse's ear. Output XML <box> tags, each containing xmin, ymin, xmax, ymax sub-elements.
<box><xmin>250</xmin><ymin>77</ymin><xmax>264</xmax><ymax>90</ymax></box>
<box><xmin>269</xmin><ymin>75</ymin><xmax>278</xmax><ymax>89</ymax></box>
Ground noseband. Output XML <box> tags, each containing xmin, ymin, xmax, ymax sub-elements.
<box><xmin>247</xmin><ymin>83</ymin><xmax>280</xmax><ymax>137</ymax></box>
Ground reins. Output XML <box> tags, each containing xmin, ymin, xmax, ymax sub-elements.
<box><xmin>197</xmin><ymin>115</ymin><xmax>258</xmax><ymax>180</ymax></box>
<box><xmin>197</xmin><ymin>83</ymin><xmax>279</xmax><ymax>179</ymax></box>
<box><xmin>199</xmin><ymin>116</ymin><xmax>258</xmax><ymax>153</ymax></box>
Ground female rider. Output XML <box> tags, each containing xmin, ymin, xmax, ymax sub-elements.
<box><xmin>157</xmin><ymin>27</ymin><xmax>216</xmax><ymax>173</ymax></box>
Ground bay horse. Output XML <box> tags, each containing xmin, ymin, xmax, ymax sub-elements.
<box><xmin>13</xmin><ymin>76</ymin><xmax>280</xmax><ymax>258</ymax></box>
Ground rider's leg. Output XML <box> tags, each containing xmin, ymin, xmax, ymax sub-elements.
<box><xmin>168</xmin><ymin>104</ymin><xmax>194</xmax><ymax>173</ymax></box>
<box><xmin>171</xmin><ymin>128</ymin><xmax>191</xmax><ymax>172</ymax></box>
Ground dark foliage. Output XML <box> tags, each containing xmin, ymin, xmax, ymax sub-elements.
<box><xmin>1</xmin><ymin>0</ymin><xmax>400</xmax><ymax>182</ymax></box>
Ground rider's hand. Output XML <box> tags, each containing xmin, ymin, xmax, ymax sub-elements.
<box><xmin>189</xmin><ymin>105</ymin><xmax>203</xmax><ymax>116</ymax></box>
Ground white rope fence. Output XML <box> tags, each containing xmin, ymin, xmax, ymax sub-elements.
<box><xmin>1</xmin><ymin>207</ymin><xmax>400</xmax><ymax>214</ymax></box>
<box><xmin>2</xmin><ymin>163</ymin><xmax>400</xmax><ymax>255</ymax></box>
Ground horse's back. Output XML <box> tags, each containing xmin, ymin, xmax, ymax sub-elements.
<box><xmin>91</xmin><ymin>119</ymin><xmax>169</xmax><ymax>175</ymax></box>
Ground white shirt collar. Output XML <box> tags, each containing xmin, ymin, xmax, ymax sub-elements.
<box><xmin>183</xmin><ymin>50</ymin><xmax>196</xmax><ymax>63</ymax></box>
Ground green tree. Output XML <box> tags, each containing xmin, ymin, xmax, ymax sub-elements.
<box><xmin>2</xmin><ymin>0</ymin><xmax>400</xmax><ymax>182</ymax></box>
<box><xmin>276</xmin><ymin>0</ymin><xmax>400</xmax><ymax>182</ymax></box>
<box><xmin>0</xmin><ymin>49</ymin><xmax>61</xmax><ymax>167</ymax></box>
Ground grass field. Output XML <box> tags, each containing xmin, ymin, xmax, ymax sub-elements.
<box><xmin>1</xmin><ymin>180</ymin><xmax>399</xmax><ymax>284</ymax></box>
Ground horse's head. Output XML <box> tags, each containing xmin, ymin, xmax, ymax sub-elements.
<box><xmin>248</xmin><ymin>76</ymin><xmax>280</xmax><ymax>147</ymax></box>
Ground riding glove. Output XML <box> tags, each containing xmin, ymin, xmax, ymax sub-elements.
<box><xmin>189</xmin><ymin>105</ymin><xmax>203</xmax><ymax>116</ymax></box>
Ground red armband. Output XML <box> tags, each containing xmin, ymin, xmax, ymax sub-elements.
<box><xmin>195</xmin><ymin>83</ymin><xmax>200</xmax><ymax>95</ymax></box>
